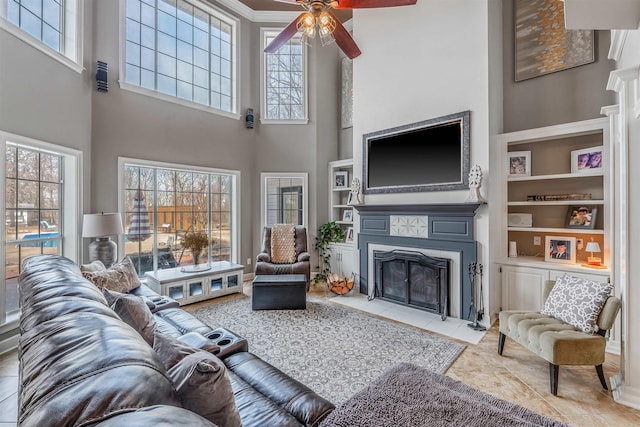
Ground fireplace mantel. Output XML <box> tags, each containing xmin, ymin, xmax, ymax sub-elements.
<box><xmin>354</xmin><ymin>202</ymin><xmax>480</xmax><ymax>319</ymax></box>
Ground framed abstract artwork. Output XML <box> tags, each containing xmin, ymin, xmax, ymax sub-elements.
<box><xmin>514</xmin><ymin>0</ymin><xmax>594</xmax><ymax>81</ymax></box>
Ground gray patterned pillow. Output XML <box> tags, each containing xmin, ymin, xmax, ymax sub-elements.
<box><xmin>82</xmin><ymin>256</ymin><xmax>141</xmax><ymax>293</ymax></box>
<box><xmin>541</xmin><ymin>274</ymin><xmax>613</xmax><ymax>334</ymax></box>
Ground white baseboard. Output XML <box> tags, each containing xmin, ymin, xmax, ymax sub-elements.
<box><xmin>606</xmin><ymin>340</ymin><xmax>621</xmax><ymax>355</ymax></box>
<box><xmin>0</xmin><ymin>334</ymin><xmax>19</xmax><ymax>356</ymax></box>
<box><xmin>611</xmin><ymin>374</ymin><xmax>640</xmax><ymax>410</ymax></box>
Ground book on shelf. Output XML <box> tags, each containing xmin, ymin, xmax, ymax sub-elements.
<box><xmin>526</xmin><ymin>193</ymin><xmax>592</xmax><ymax>201</ymax></box>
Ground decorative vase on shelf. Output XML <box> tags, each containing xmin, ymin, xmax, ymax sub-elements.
<box><xmin>192</xmin><ymin>251</ymin><xmax>201</xmax><ymax>266</ymax></box>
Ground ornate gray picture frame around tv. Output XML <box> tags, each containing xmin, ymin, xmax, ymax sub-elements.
<box><xmin>362</xmin><ymin>111</ymin><xmax>470</xmax><ymax>194</ymax></box>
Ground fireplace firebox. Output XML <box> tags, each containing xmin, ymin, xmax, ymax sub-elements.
<box><xmin>374</xmin><ymin>250</ymin><xmax>449</xmax><ymax>320</ymax></box>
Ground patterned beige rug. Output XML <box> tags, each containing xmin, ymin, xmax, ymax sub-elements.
<box><xmin>186</xmin><ymin>294</ymin><xmax>465</xmax><ymax>403</ymax></box>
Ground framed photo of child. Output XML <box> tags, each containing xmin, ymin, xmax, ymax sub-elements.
<box><xmin>571</xmin><ymin>146</ymin><xmax>603</xmax><ymax>173</ymax></box>
<box><xmin>507</xmin><ymin>151</ymin><xmax>531</xmax><ymax>177</ymax></box>
<box><xmin>334</xmin><ymin>171</ymin><xmax>348</xmax><ymax>189</ymax></box>
<box><xmin>566</xmin><ymin>206</ymin><xmax>597</xmax><ymax>229</ymax></box>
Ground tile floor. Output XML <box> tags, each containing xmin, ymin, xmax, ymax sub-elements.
<box><xmin>2</xmin><ymin>281</ymin><xmax>639</xmax><ymax>426</ymax></box>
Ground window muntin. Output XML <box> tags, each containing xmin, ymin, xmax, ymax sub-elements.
<box><xmin>4</xmin><ymin>143</ymin><xmax>63</xmax><ymax>315</ymax></box>
<box><xmin>124</xmin><ymin>0</ymin><xmax>236</xmax><ymax>113</ymax></box>
<box><xmin>262</xmin><ymin>29</ymin><xmax>307</xmax><ymax>122</ymax></box>
<box><xmin>122</xmin><ymin>161</ymin><xmax>237</xmax><ymax>276</ymax></box>
<box><xmin>2</xmin><ymin>0</ymin><xmax>81</xmax><ymax>70</ymax></box>
<box><xmin>261</xmin><ymin>173</ymin><xmax>308</xmax><ymax>228</ymax></box>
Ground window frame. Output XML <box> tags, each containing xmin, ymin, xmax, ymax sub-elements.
<box><xmin>118</xmin><ymin>157</ymin><xmax>241</xmax><ymax>274</ymax></box>
<box><xmin>260</xmin><ymin>27</ymin><xmax>309</xmax><ymax>125</ymax></box>
<box><xmin>0</xmin><ymin>0</ymin><xmax>84</xmax><ymax>73</ymax></box>
<box><xmin>260</xmin><ymin>172</ymin><xmax>308</xmax><ymax>230</ymax></box>
<box><xmin>118</xmin><ymin>0</ymin><xmax>241</xmax><ymax>120</ymax></box>
<box><xmin>1</xmin><ymin>131</ymin><xmax>83</xmax><ymax>328</ymax></box>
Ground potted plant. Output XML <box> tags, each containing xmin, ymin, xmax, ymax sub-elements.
<box><xmin>182</xmin><ymin>230</ymin><xmax>210</xmax><ymax>265</ymax></box>
<box><xmin>314</xmin><ymin>221</ymin><xmax>345</xmax><ymax>284</ymax></box>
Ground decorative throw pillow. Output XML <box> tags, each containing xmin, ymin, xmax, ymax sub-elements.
<box><xmin>271</xmin><ymin>224</ymin><xmax>296</xmax><ymax>264</ymax></box>
<box><xmin>103</xmin><ymin>288</ymin><xmax>157</xmax><ymax>345</ymax></box>
<box><xmin>80</xmin><ymin>260</ymin><xmax>106</xmax><ymax>273</ymax></box>
<box><xmin>541</xmin><ymin>274</ymin><xmax>614</xmax><ymax>334</ymax></box>
<box><xmin>168</xmin><ymin>352</ymin><xmax>241</xmax><ymax>427</ymax></box>
<box><xmin>83</xmin><ymin>257</ymin><xmax>141</xmax><ymax>293</ymax></box>
<box><xmin>153</xmin><ymin>330</ymin><xmax>201</xmax><ymax>370</ymax></box>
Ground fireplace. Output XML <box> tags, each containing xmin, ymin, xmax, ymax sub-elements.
<box><xmin>353</xmin><ymin>203</ymin><xmax>481</xmax><ymax>320</ymax></box>
<box><xmin>374</xmin><ymin>250</ymin><xmax>449</xmax><ymax>320</ymax></box>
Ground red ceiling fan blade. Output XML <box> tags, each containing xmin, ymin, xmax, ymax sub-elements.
<box><xmin>331</xmin><ymin>13</ymin><xmax>362</xmax><ymax>59</ymax></box>
<box><xmin>264</xmin><ymin>13</ymin><xmax>306</xmax><ymax>54</ymax></box>
<box><xmin>333</xmin><ymin>0</ymin><xmax>417</xmax><ymax>9</ymax></box>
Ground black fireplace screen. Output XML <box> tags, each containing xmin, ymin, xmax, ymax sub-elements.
<box><xmin>374</xmin><ymin>250</ymin><xmax>449</xmax><ymax>319</ymax></box>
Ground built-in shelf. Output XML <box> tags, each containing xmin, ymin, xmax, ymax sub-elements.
<box><xmin>508</xmin><ymin>226</ymin><xmax>605</xmax><ymax>234</ymax></box>
<box><xmin>508</xmin><ymin>200</ymin><xmax>604</xmax><ymax>206</ymax></box>
<box><xmin>336</xmin><ymin>221</ymin><xmax>353</xmax><ymax>225</ymax></box>
<box><xmin>333</xmin><ymin>204</ymin><xmax>350</xmax><ymax>208</ymax></box>
<box><xmin>332</xmin><ymin>188</ymin><xmax>351</xmax><ymax>192</ymax></box>
<box><xmin>328</xmin><ymin>158</ymin><xmax>355</xmax><ymax>247</ymax></box>
<box><xmin>507</xmin><ymin>171</ymin><xmax>603</xmax><ymax>181</ymax></box>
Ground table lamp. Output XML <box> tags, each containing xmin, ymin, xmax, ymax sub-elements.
<box><xmin>82</xmin><ymin>213</ymin><xmax>124</xmax><ymax>268</ymax></box>
<box><xmin>585</xmin><ymin>241</ymin><xmax>602</xmax><ymax>266</ymax></box>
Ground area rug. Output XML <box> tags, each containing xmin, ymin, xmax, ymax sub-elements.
<box><xmin>186</xmin><ymin>295</ymin><xmax>465</xmax><ymax>403</ymax></box>
<box><xmin>320</xmin><ymin>362</ymin><xmax>568</xmax><ymax>427</ymax></box>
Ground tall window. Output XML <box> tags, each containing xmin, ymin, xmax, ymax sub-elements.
<box><xmin>261</xmin><ymin>29</ymin><xmax>307</xmax><ymax>122</ymax></box>
<box><xmin>123</xmin><ymin>0</ymin><xmax>237</xmax><ymax>114</ymax></box>
<box><xmin>121</xmin><ymin>159</ymin><xmax>238</xmax><ymax>276</ymax></box>
<box><xmin>261</xmin><ymin>173</ymin><xmax>308</xmax><ymax>228</ymax></box>
<box><xmin>2</xmin><ymin>134</ymin><xmax>82</xmax><ymax>326</ymax></box>
<box><xmin>2</xmin><ymin>0</ymin><xmax>82</xmax><ymax>68</ymax></box>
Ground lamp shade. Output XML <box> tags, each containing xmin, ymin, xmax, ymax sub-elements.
<box><xmin>586</xmin><ymin>241</ymin><xmax>601</xmax><ymax>253</ymax></box>
<box><xmin>82</xmin><ymin>213</ymin><xmax>124</xmax><ymax>238</ymax></box>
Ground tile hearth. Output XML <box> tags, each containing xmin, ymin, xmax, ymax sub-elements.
<box><xmin>328</xmin><ymin>292</ymin><xmax>487</xmax><ymax>344</ymax></box>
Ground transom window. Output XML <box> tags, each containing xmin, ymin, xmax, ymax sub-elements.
<box><xmin>2</xmin><ymin>0</ymin><xmax>81</xmax><ymax>69</ymax></box>
<box><xmin>123</xmin><ymin>0</ymin><xmax>237</xmax><ymax>114</ymax></box>
<box><xmin>261</xmin><ymin>29</ymin><xmax>307</xmax><ymax>123</ymax></box>
<box><xmin>120</xmin><ymin>159</ymin><xmax>239</xmax><ymax>276</ymax></box>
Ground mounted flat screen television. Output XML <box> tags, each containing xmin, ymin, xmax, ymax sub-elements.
<box><xmin>363</xmin><ymin>111</ymin><xmax>470</xmax><ymax>194</ymax></box>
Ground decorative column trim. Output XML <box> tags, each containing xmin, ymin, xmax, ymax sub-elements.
<box><xmin>609</xmin><ymin>30</ymin><xmax>628</xmax><ymax>61</ymax></box>
<box><xmin>607</xmin><ymin>67</ymin><xmax>640</xmax><ymax>119</ymax></box>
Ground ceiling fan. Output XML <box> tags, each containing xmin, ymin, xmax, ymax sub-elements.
<box><xmin>264</xmin><ymin>0</ymin><xmax>417</xmax><ymax>59</ymax></box>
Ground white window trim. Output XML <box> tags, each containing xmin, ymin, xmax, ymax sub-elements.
<box><xmin>118</xmin><ymin>0</ymin><xmax>241</xmax><ymax>120</ymax></box>
<box><xmin>260</xmin><ymin>27</ymin><xmax>309</xmax><ymax>125</ymax></box>
<box><xmin>117</xmin><ymin>157</ymin><xmax>242</xmax><ymax>265</ymax></box>
<box><xmin>260</xmin><ymin>172</ymin><xmax>309</xmax><ymax>230</ymax></box>
<box><xmin>0</xmin><ymin>130</ymin><xmax>84</xmax><ymax>326</ymax></box>
<box><xmin>0</xmin><ymin>0</ymin><xmax>84</xmax><ymax>74</ymax></box>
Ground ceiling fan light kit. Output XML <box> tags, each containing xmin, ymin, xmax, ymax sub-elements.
<box><xmin>265</xmin><ymin>0</ymin><xmax>417</xmax><ymax>59</ymax></box>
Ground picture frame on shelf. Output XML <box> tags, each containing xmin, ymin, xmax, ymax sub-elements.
<box><xmin>571</xmin><ymin>146</ymin><xmax>603</xmax><ymax>173</ymax></box>
<box><xmin>566</xmin><ymin>206</ymin><xmax>597</xmax><ymax>229</ymax></box>
<box><xmin>345</xmin><ymin>227</ymin><xmax>355</xmax><ymax>243</ymax></box>
<box><xmin>342</xmin><ymin>210</ymin><xmax>353</xmax><ymax>222</ymax></box>
<box><xmin>346</xmin><ymin>191</ymin><xmax>354</xmax><ymax>206</ymax></box>
<box><xmin>507</xmin><ymin>151</ymin><xmax>531</xmax><ymax>177</ymax></box>
<box><xmin>545</xmin><ymin>236</ymin><xmax>577</xmax><ymax>264</ymax></box>
<box><xmin>335</xmin><ymin>171</ymin><xmax>348</xmax><ymax>189</ymax></box>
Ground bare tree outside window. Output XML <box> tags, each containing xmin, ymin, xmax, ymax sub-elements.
<box><xmin>123</xmin><ymin>163</ymin><xmax>235</xmax><ymax>275</ymax></box>
<box><xmin>264</xmin><ymin>34</ymin><xmax>305</xmax><ymax>120</ymax></box>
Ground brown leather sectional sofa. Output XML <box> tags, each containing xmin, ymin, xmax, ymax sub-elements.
<box><xmin>18</xmin><ymin>255</ymin><xmax>334</xmax><ymax>426</ymax></box>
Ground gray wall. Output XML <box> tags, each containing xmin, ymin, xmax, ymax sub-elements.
<box><xmin>502</xmin><ymin>0</ymin><xmax>615</xmax><ymax>132</ymax></box>
<box><xmin>0</xmin><ymin>2</ymin><xmax>94</xmax><ymax>207</ymax></box>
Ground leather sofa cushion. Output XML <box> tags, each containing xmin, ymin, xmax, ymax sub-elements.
<box><xmin>93</xmin><ymin>405</ymin><xmax>217</xmax><ymax>426</ymax></box>
<box><xmin>103</xmin><ymin>288</ymin><xmax>158</xmax><ymax>345</ymax></box>
<box><xmin>224</xmin><ymin>352</ymin><xmax>334</xmax><ymax>427</ymax></box>
<box><xmin>82</xmin><ymin>256</ymin><xmax>141</xmax><ymax>293</ymax></box>
<box><xmin>155</xmin><ymin>307</ymin><xmax>213</xmax><ymax>336</ymax></box>
<box><xmin>19</xmin><ymin>312</ymin><xmax>180</xmax><ymax>427</ymax></box>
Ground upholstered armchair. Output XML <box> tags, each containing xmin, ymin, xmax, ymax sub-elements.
<box><xmin>255</xmin><ymin>225</ymin><xmax>310</xmax><ymax>288</ymax></box>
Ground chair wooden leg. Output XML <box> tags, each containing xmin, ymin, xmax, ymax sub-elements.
<box><xmin>549</xmin><ymin>363</ymin><xmax>559</xmax><ymax>396</ymax></box>
<box><xmin>498</xmin><ymin>332</ymin><xmax>506</xmax><ymax>355</ymax></box>
<box><xmin>596</xmin><ymin>364</ymin><xmax>608</xmax><ymax>390</ymax></box>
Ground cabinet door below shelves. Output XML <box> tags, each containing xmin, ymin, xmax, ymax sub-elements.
<box><xmin>501</xmin><ymin>266</ymin><xmax>548</xmax><ymax>311</ymax></box>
